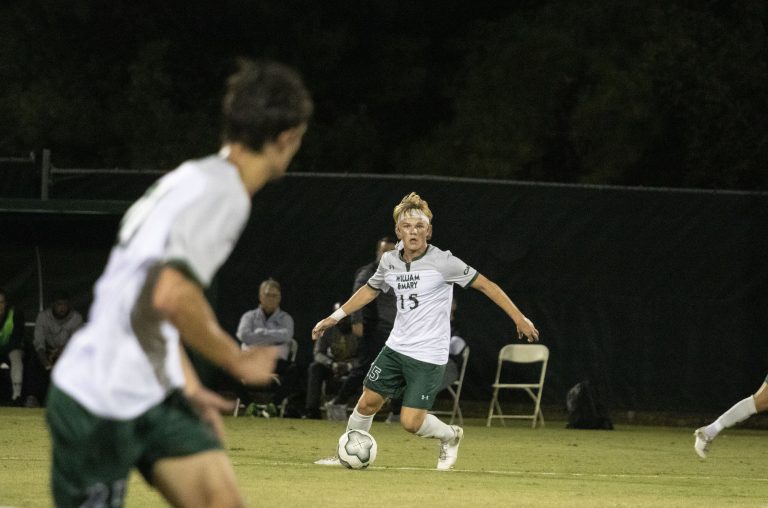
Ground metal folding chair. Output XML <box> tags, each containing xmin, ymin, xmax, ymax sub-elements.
<box><xmin>486</xmin><ymin>344</ymin><xmax>549</xmax><ymax>428</ymax></box>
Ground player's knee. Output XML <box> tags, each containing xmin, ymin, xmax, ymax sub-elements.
<box><xmin>399</xmin><ymin>414</ymin><xmax>422</xmax><ymax>434</ymax></box>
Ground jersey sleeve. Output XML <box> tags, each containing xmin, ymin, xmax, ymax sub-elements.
<box><xmin>164</xmin><ymin>186</ymin><xmax>249</xmax><ymax>287</ymax></box>
<box><xmin>440</xmin><ymin>251</ymin><xmax>479</xmax><ymax>288</ymax></box>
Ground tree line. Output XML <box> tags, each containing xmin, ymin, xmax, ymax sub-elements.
<box><xmin>1</xmin><ymin>0</ymin><xmax>766</xmax><ymax>190</ymax></box>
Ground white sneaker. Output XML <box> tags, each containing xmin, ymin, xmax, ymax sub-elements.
<box><xmin>437</xmin><ymin>425</ymin><xmax>463</xmax><ymax>470</ymax></box>
<box><xmin>314</xmin><ymin>456</ymin><xmax>341</xmax><ymax>466</ymax></box>
<box><xmin>694</xmin><ymin>427</ymin><xmax>713</xmax><ymax>459</ymax></box>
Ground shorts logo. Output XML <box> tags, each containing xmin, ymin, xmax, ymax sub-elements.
<box><xmin>367</xmin><ymin>365</ymin><xmax>382</xmax><ymax>382</ymax></box>
<box><xmin>421</xmin><ymin>394</ymin><xmax>430</xmax><ymax>400</ymax></box>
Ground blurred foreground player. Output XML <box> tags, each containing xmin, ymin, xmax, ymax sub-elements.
<box><xmin>46</xmin><ymin>59</ymin><xmax>312</xmax><ymax>507</ymax></box>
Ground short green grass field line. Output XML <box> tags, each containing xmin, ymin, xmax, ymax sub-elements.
<box><xmin>1</xmin><ymin>409</ymin><xmax>767</xmax><ymax>507</ymax></box>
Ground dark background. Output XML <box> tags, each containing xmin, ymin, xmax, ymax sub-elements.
<box><xmin>1</xmin><ymin>0</ymin><xmax>767</xmax><ymax>189</ymax></box>
<box><xmin>2</xmin><ymin>174</ymin><xmax>766</xmax><ymax>413</ymax></box>
<box><xmin>2</xmin><ymin>1</ymin><xmax>767</xmax><ymax>414</ymax></box>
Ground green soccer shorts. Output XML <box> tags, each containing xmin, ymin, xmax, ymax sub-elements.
<box><xmin>46</xmin><ymin>385</ymin><xmax>222</xmax><ymax>508</ymax></box>
<box><xmin>363</xmin><ymin>346</ymin><xmax>446</xmax><ymax>410</ymax></box>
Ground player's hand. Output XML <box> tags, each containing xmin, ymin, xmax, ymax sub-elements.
<box><xmin>232</xmin><ymin>345</ymin><xmax>279</xmax><ymax>386</ymax></box>
<box><xmin>516</xmin><ymin>317</ymin><xmax>540</xmax><ymax>342</ymax></box>
<box><xmin>185</xmin><ymin>385</ymin><xmax>235</xmax><ymax>442</ymax></box>
<box><xmin>311</xmin><ymin>317</ymin><xmax>338</xmax><ymax>341</ymax></box>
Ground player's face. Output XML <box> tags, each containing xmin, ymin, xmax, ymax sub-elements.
<box><xmin>396</xmin><ymin>217</ymin><xmax>431</xmax><ymax>254</ymax></box>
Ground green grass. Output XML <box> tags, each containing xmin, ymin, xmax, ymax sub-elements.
<box><xmin>1</xmin><ymin>408</ymin><xmax>767</xmax><ymax>507</ymax></box>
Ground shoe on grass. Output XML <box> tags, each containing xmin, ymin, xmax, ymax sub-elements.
<box><xmin>314</xmin><ymin>456</ymin><xmax>341</xmax><ymax>466</ymax></box>
<box><xmin>437</xmin><ymin>425</ymin><xmax>463</xmax><ymax>470</ymax></box>
<box><xmin>694</xmin><ymin>427</ymin><xmax>713</xmax><ymax>459</ymax></box>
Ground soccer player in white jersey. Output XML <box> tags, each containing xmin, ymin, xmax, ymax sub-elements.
<box><xmin>45</xmin><ymin>60</ymin><xmax>312</xmax><ymax>507</ymax></box>
<box><xmin>312</xmin><ymin>192</ymin><xmax>539</xmax><ymax>470</ymax></box>
<box><xmin>694</xmin><ymin>375</ymin><xmax>768</xmax><ymax>458</ymax></box>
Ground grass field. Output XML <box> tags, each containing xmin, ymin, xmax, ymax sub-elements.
<box><xmin>1</xmin><ymin>408</ymin><xmax>766</xmax><ymax>507</ymax></box>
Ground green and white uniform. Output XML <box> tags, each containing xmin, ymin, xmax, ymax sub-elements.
<box><xmin>52</xmin><ymin>154</ymin><xmax>250</xmax><ymax>418</ymax></box>
<box><xmin>48</xmin><ymin>154</ymin><xmax>250</xmax><ymax>506</ymax></box>
<box><xmin>368</xmin><ymin>244</ymin><xmax>478</xmax><ymax>365</ymax></box>
<box><xmin>364</xmin><ymin>244</ymin><xmax>477</xmax><ymax>408</ymax></box>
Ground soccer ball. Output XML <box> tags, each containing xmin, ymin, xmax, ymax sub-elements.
<box><xmin>337</xmin><ymin>429</ymin><xmax>377</xmax><ymax>469</ymax></box>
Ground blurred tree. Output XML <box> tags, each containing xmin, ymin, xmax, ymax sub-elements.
<box><xmin>1</xmin><ymin>0</ymin><xmax>766</xmax><ymax>189</ymax></box>
<box><xmin>407</xmin><ymin>0</ymin><xmax>768</xmax><ymax>189</ymax></box>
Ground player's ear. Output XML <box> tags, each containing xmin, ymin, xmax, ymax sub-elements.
<box><xmin>395</xmin><ymin>224</ymin><xmax>402</xmax><ymax>240</ymax></box>
<box><xmin>274</xmin><ymin>124</ymin><xmax>305</xmax><ymax>153</ymax></box>
<box><xmin>426</xmin><ymin>224</ymin><xmax>432</xmax><ymax>240</ymax></box>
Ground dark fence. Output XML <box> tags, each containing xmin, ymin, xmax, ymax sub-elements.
<box><xmin>1</xmin><ymin>172</ymin><xmax>766</xmax><ymax>412</ymax></box>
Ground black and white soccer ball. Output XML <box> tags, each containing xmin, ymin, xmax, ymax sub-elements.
<box><xmin>337</xmin><ymin>429</ymin><xmax>378</xmax><ymax>469</ymax></box>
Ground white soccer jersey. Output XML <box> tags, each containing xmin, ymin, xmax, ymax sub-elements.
<box><xmin>367</xmin><ymin>244</ymin><xmax>478</xmax><ymax>365</ymax></box>
<box><xmin>53</xmin><ymin>154</ymin><xmax>251</xmax><ymax>419</ymax></box>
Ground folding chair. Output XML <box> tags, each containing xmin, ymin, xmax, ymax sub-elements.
<box><xmin>429</xmin><ymin>346</ymin><xmax>470</xmax><ymax>425</ymax></box>
<box><xmin>486</xmin><ymin>344</ymin><xmax>549</xmax><ymax>428</ymax></box>
<box><xmin>234</xmin><ymin>338</ymin><xmax>298</xmax><ymax>417</ymax></box>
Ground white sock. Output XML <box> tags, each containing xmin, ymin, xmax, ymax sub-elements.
<box><xmin>9</xmin><ymin>350</ymin><xmax>23</xmax><ymax>399</ymax></box>
<box><xmin>416</xmin><ymin>414</ymin><xmax>455</xmax><ymax>442</ymax></box>
<box><xmin>347</xmin><ymin>408</ymin><xmax>374</xmax><ymax>433</ymax></box>
<box><xmin>704</xmin><ymin>396</ymin><xmax>757</xmax><ymax>439</ymax></box>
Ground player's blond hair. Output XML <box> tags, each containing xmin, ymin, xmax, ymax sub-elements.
<box><xmin>392</xmin><ymin>192</ymin><xmax>433</xmax><ymax>224</ymax></box>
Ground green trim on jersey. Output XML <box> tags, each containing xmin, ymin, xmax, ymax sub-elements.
<box><xmin>399</xmin><ymin>245</ymin><xmax>431</xmax><ymax>272</ymax></box>
<box><xmin>164</xmin><ymin>258</ymin><xmax>204</xmax><ymax>287</ymax></box>
<box><xmin>465</xmin><ymin>270</ymin><xmax>480</xmax><ymax>288</ymax></box>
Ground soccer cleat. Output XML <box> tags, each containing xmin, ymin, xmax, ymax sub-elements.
<box><xmin>437</xmin><ymin>425</ymin><xmax>463</xmax><ymax>470</ymax></box>
<box><xmin>314</xmin><ymin>456</ymin><xmax>341</xmax><ymax>466</ymax></box>
<box><xmin>694</xmin><ymin>427</ymin><xmax>713</xmax><ymax>459</ymax></box>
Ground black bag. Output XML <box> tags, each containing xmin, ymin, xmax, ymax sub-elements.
<box><xmin>566</xmin><ymin>380</ymin><xmax>613</xmax><ymax>430</ymax></box>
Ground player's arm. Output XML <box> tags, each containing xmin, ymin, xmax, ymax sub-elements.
<box><xmin>470</xmin><ymin>273</ymin><xmax>539</xmax><ymax>342</ymax></box>
<box><xmin>153</xmin><ymin>265</ymin><xmax>277</xmax><ymax>384</ymax></box>
<box><xmin>312</xmin><ymin>284</ymin><xmax>379</xmax><ymax>340</ymax></box>
<box><xmin>179</xmin><ymin>344</ymin><xmax>233</xmax><ymax>440</ymax></box>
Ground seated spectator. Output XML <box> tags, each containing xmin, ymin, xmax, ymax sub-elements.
<box><xmin>304</xmin><ymin>304</ymin><xmax>361</xmax><ymax>419</ymax></box>
<box><xmin>0</xmin><ymin>288</ymin><xmax>25</xmax><ymax>406</ymax></box>
<box><xmin>236</xmin><ymin>278</ymin><xmax>296</xmax><ymax>413</ymax></box>
<box><xmin>30</xmin><ymin>291</ymin><xmax>83</xmax><ymax>405</ymax></box>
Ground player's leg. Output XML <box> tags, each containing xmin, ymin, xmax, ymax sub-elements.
<box><xmin>397</xmin><ymin>354</ymin><xmax>463</xmax><ymax>469</ymax></box>
<box><xmin>152</xmin><ymin>451</ymin><xmax>244</xmax><ymax>507</ymax></box>
<box><xmin>8</xmin><ymin>348</ymin><xmax>23</xmax><ymax>404</ymax></box>
<box><xmin>753</xmin><ymin>381</ymin><xmax>768</xmax><ymax>412</ymax></box>
<box><xmin>347</xmin><ymin>387</ymin><xmax>386</xmax><ymax>432</ymax></box>
<box><xmin>46</xmin><ymin>386</ymin><xmax>133</xmax><ymax>507</ymax></box>
<box><xmin>138</xmin><ymin>390</ymin><xmax>239</xmax><ymax>505</ymax></box>
<box><xmin>694</xmin><ymin>377</ymin><xmax>767</xmax><ymax>458</ymax></box>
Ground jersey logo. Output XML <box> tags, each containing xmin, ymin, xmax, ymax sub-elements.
<box><xmin>463</xmin><ymin>266</ymin><xmax>470</xmax><ymax>275</ymax></box>
<box><xmin>367</xmin><ymin>365</ymin><xmax>382</xmax><ymax>382</ymax></box>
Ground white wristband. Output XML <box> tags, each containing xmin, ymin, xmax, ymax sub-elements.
<box><xmin>330</xmin><ymin>308</ymin><xmax>347</xmax><ymax>322</ymax></box>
